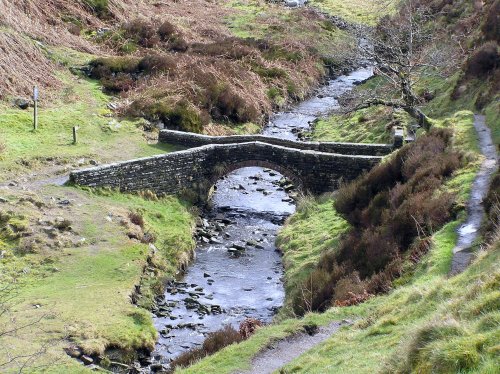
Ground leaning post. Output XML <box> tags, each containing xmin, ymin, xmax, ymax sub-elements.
<box><xmin>33</xmin><ymin>86</ymin><xmax>38</xmax><ymax>130</ymax></box>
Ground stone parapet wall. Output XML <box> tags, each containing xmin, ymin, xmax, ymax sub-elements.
<box><xmin>158</xmin><ymin>130</ymin><xmax>394</xmax><ymax>156</ymax></box>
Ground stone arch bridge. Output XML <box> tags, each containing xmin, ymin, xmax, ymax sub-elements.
<box><xmin>70</xmin><ymin>130</ymin><xmax>400</xmax><ymax>202</ymax></box>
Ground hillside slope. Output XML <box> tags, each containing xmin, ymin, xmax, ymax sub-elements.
<box><xmin>0</xmin><ymin>0</ymin><xmax>358</xmax><ymax>132</ymax></box>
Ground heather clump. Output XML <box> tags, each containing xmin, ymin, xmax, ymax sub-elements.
<box><xmin>292</xmin><ymin>129</ymin><xmax>463</xmax><ymax>315</ymax></box>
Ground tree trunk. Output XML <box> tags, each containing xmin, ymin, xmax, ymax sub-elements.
<box><xmin>404</xmin><ymin>106</ymin><xmax>432</xmax><ymax>130</ymax></box>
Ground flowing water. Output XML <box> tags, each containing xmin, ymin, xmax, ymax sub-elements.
<box><xmin>148</xmin><ymin>66</ymin><xmax>373</xmax><ymax>370</ymax></box>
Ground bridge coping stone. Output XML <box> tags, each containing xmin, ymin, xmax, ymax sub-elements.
<box><xmin>158</xmin><ymin>129</ymin><xmax>395</xmax><ymax>156</ymax></box>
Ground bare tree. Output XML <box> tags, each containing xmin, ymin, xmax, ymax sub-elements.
<box><xmin>355</xmin><ymin>0</ymin><xmax>436</xmax><ymax>130</ymax></box>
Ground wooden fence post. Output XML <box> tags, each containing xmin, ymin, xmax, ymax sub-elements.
<box><xmin>73</xmin><ymin>126</ymin><xmax>79</xmax><ymax>144</ymax></box>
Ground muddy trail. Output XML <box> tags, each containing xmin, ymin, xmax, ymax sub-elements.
<box><xmin>450</xmin><ymin>114</ymin><xmax>498</xmax><ymax>275</ymax></box>
<box><xmin>237</xmin><ymin>320</ymin><xmax>352</xmax><ymax>374</ymax></box>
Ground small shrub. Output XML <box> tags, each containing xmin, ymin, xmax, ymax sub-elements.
<box><xmin>101</xmin><ymin>72</ymin><xmax>135</xmax><ymax>92</ymax></box>
<box><xmin>292</xmin><ymin>261</ymin><xmax>347</xmax><ymax>315</ymax></box>
<box><xmin>89</xmin><ymin>57</ymin><xmax>141</xmax><ymax>79</ymax></box>
<box><xmin>263</xmin><ymin>46</ymin><xmax>303</xmax><ymax>62</ymax></box>
<box><xmin>141</xmin><ymin>232</ymin><xmax>156</xmax><ymax>244</ymax></box>
<box><xmin>138</xmin><ymin>54</ymin><xmax>176</xmax><ymax>74</ymax></box>
<box><xmin>123</xmin><ymin>18</ymin><xmax>159</xmax><ymax>48</ymax></box>
<box><xmin>408</xmin><ymin>237</ymin><xmax>432</xmax><ymax>264</ymax></box>
<box><xmin>120</xmin><ymin>41</ymin><xmax>137</xmax><ymax>54</ymax></box>
<box><xmin>165</xmin><ymin>101</ymin><xmax>202</xmax><ymax>132</ymax></box>
<box><xmin>334</xmin><ymin>290</ymin><xmax>373</xmax><ymax>307</ymax></box>
<box><xmin>191</xmin><ymin>39</ymin><xmax>254</xmax><ymax>60</ymax></box>
<box><xmin>292</xmin><ymin>268</ymin><xmax>331</xmax><ymax>315</ymax></box>
<box><xmin>333</xmin><ymin>272</ymin><xmax>366</xmax><ymax>302</ymax></box>
<box><xmin>158</xmin><ymin>20</ymin><xmax>177</xmax><ymax>40</ymax></box>
<box><xmin>366</xmin><ymin>270</ymin><xmax>393</xmax><ymax>294</ymax></box>
<box><xmin>482</xmin><ymin>0</ymin><xmax>500</xmax><ymax>42</ymax></box>
<box><xmin>68</xmin><ymin>24</ymin><xmax>82</xmax><ymax>36</ymax></box>
<box><xmin>54</xmin><ymin>219</ymin><xmax>72</xmax><ymax>231</ymax></box>
<box><xmin>131</xmin><ymin>99</ymin><xmax>203</xmax><ymax>133</ymax></box>
<box><xmin>83</xmin><ymin>0</ymin><xmax>109</xmax><ymax>18</ymax></box>
<box><xmin>129</xmin><ymin>211</ymin><xmax>144</xmax><ymax>228</ymax></box>
<box><xmin>170</xmin><ymin>325</ymin><xmax>243</xmax><ymax>369</ymax></box>
<box><xmin>0</xmin><ymin>141</ymin><xmax>5</xmax><ymax>155</ymax></box>
<box><xmin>253</xmin><ymin>65</ymin><xmax>287</xmax><ymax>79</ymax></box>
<box><xmin>17</xmin><ymin>237</ymin><xmax>39</xmax><ymax>254</ymax></box>
<box><xmin>465</xmin><ymin>41</ymin><xmax>500</xmax><ymax>78</ymax></box>
<box><xmin>267</xmin><ymin>87</ymin><xmax>280</xmax><ymax>101</ymax></box>
<box><xmin>168</xmin><ymin>36</ymin><xmax>189</xmax><ymax>52</ymax></box>
<box><xmin>239</xmin><ymin>318</ymin><xmax>263</xmax><ymax>338</ymax></box>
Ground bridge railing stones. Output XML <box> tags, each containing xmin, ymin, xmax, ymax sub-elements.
<box><xmin>70</xmin><ymin>141</ymin><xmax>383</xmax><ymax>202</ymax></box>
<box><xmin>158</xmin><ymin>130</ymin><xmax>395</xmax><ymax>156</ymax></box>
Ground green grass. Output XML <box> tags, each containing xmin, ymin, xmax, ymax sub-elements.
<box><xmin>276</xmin><ymin>195</ymin><xmax>349</xmax><ymax>314</ymax></box>
<box><xmin>308</xmin><ymin>0</ymin><xmax>397</xmax><ymax>25</ymax></box>
<box><xmin>0</xmin><ymin>70</ymin><xmax>177</xmax><ymax>179</ymax></box>
<box><xmin>311</xmin><ymin>106</ymin><xmax>395</xmax><ymax>144</ymax></box>
<box><xmin>0</xmin><ymin>188</ymin><xmax>195</xmax><ymax>372</ymax></box>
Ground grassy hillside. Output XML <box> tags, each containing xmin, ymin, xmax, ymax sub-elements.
<box><xmin>0</xmin><ymin>187</ymin><xmax>195</xmax><ymax>372</ymax></box>
<box><xmin>0</xmin><ymin>0</ymin><xmax>360</xmax><ymax>136</ymax></box>
<box><xmin>308</xmin><ymin>0</ymin><xmax>397</xmax><ymax>25</ymax></box>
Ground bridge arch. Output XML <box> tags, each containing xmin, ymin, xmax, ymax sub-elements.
<box><xmin>207</xmin><ymin>160</ymin><xmax>304</xmax><ymax>193</ymax></box>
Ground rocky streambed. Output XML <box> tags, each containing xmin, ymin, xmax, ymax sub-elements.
<box><xmin>146</xmin><ymin>66</ymin><xmax>374</xmax><ymax>371</ymax></box>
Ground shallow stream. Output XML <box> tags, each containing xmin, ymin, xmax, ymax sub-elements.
<box><xmin>149</xmin><ymin>66</ymin><xmax>373</xmax><ymax>369</ymax></box>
